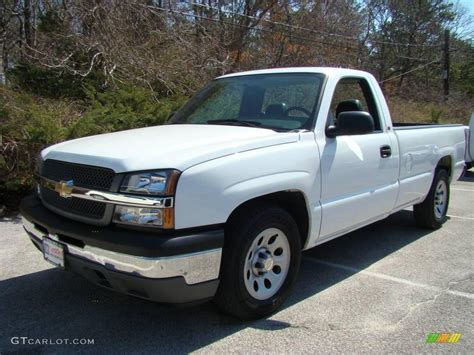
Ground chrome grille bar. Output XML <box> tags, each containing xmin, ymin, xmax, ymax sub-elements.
<box><xmin>36</xmin><ymin>175</ymin><xmax>174</xmax><ymax>208</ymax></box>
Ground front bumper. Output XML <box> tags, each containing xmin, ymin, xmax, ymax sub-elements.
<box><xmin>20</xmin><ymin>195</ymin><xmax>224</xmax><ymax>303</ymax></box>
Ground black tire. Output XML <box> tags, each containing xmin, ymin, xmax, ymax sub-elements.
<box><xmin>464</xmin><ymin>163</ymin><xmax>473</xmax><ymax>175</ymax></box>
<box><xmin>214</xmin><ymin>204</ymin><xmax>301</xmax><ymax>320</ymax></box>
<box><xmin>413</xmin><ymin>169</ymin><xmax>450</xmax><ymax>229</ymax></box>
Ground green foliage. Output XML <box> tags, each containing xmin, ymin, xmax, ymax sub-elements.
<box><xmin>1</xmin><ymin>89</ymin><xmax>71</xmax><ymax>145</ymax></box>
<box><xmin>8</xmin><ymin>62</ymin><xmax>106</xmax><ymax>99</ymax></box>
<box><xmin>69</xmin><ymin>86</ymin><xmax>187</xmax><ymax>137</ymax></box>
<box><xmin>430</xmin><ymin>107</ymin><xmax>443</xmax><ymax>124</ymax></box>
<box><xmin>38</xmin><ymin>10</ymin><xmax>67</xmax><ymax>33</ymax></box>
<box><xmin>453</xmin><ymin>61</ymin><xmax>474</xmax><ymax>97</ymax></box>
<box><xmin>0</xmin><ymin>85</ymin><xmax>187</xmax><ymax>210</ymax></box>
<box><xmin>0</xmin><ymin>87</ymin><xmax>79</xmax><ymax>208</ymax></box>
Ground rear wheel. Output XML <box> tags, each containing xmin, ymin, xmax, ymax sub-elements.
<box><xmin>463</xmin><ymin>163</ymin><xmax>473</xmax><ymax>175</ymax></box>
<box><xmin>214</xmin><ymin>205</ymin><xmax>301</xmax><ymax>320</ymax></box>
<box><xmin>413</xmin><ymin>169</ymin><xmax>450</xmax><ymax>229</ymax></box>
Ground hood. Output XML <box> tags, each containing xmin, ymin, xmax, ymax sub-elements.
<box><xmin>42</xmin><ymin>124</ymin><xmax>300</xmax><ymax>173</ymax></box>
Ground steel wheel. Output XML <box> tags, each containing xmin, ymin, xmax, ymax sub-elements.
<box><xmin>434</xmin><ymin>180</ymin><xmax>448</xmax><ymax>219</ymax></box>
<box><xmin>414</xmin><ymin>169</ymin><xmax>450</xmax><ymax>229</ymax></box>
<box><xmin>243</xmin><ymin>227</ymin><xmax>290</xmax><ymax>300</ymax></box>
<box><xmin>214</xmin><ymin>204</ymin><xmax>301</xmax><ymax>319</ymax></box>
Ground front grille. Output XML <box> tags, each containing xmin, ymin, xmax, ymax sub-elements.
<box><xmin>40</xmin><ymin>159</ymin><xmax>115</xmax><ymax>222</ymax></box>
<box><xmin>41</xmin><ymin>188</ymin><xmax>106</xmax><ymax>220</ymax></box>
<box><xmin>42</xmin><ymin>159</ymin><xmax>115</xmax><ymax>190</ymax></box>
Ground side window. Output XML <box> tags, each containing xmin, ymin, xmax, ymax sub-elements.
<box><xmin>329</xmin><ymin>78</ymin><xmax>382</xmax><ymax>131</ymax></box>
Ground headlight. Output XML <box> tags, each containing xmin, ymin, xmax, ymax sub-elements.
<box><xmin>120</xmin><ymin>170</ymin><xmax>180</xmax><ymax>196</ymax></box>
<box><xmin>115</xmin><ymin>170</ymin><xmax>180</xmax><ymax>229</ymax></box>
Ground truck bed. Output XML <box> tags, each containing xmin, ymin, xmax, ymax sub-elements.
<box><xmin>392</xmin><ymin>124</ymin><xmax>466</xmax><ymax>212</ymax></box>
<box><xmin>393</xmin><ymin>122</ymin><xmax>464</xmax><ymax>129</ymax></box>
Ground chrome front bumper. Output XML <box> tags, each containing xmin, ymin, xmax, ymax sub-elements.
<box><xmin>22</xmin><ymin>217</ymin><xmax>222</xmax><ymax>285</ymax></box>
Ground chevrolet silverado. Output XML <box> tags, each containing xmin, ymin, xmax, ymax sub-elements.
<box><xmin>20</xmin><ymin>68</ymin><xmax>466</xmax><ymax>319</ymax></box>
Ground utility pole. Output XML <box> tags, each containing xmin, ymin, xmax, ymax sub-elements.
<box><xmin>443</xmin><ymin>29</ymin><xmax>450</xmax><ymax>99</ymax></box>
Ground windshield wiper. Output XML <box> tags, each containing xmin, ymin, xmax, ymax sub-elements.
<box><xmin>207</xmin><ymin>119</ymin><xmax>262</xmax><ymax>128</ymax></box>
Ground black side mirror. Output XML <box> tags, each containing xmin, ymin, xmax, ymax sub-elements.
<box><xmin>326</xmin><ymin>111</ymin><xmax>375</xmax><ymax>138</ymax></box>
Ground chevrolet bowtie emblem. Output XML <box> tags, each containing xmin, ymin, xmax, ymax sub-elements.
<box><xmin>55</xmin><ymin>180</ymin><xmax>74</xmax><ymax>198</ymax></box>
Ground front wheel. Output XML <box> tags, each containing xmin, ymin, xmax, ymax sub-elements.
<box><xmin>214</xmin><ymin>205</ymin><xmax>301</xmax><ymax>320</ymax></box>
<box><xmin>413</xmin><ymin>169</ymin><xmax>450</xmax><ymax>229</ymax></box>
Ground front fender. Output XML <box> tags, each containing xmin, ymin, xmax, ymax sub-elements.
<box><xmin>174</xmin><ymin>136</ymin><xmax>320</xmax><ymax>230</ymax></box>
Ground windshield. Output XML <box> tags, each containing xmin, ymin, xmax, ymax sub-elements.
<box><xmin>169</xmin><ymin>73</ymin><xmax>324</xmax><ymax>131</ymax></box>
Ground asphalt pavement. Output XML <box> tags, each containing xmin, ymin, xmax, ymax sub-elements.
<box><xmin>1</xmin><ymin>172</ymin><xmax>473</xmax><ymax>354</ymax></box>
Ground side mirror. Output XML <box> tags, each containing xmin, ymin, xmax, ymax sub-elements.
<box><xmin>326</xmin><ymin>111</ymin><xmax>375</xmax><ymax>138</ymax></box>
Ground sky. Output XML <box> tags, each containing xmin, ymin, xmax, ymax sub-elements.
<box><xmin>457</xmin><ymin>0</ymin><xmax>474</xmax><ymax>40</ymax></box>
<box><xmin>459</xmin><ymin>0</ymin><xmax>474</xmax><ymax>15</ymax></box>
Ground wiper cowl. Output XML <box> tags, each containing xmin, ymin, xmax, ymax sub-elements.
<box><xmin>207</xmin><ymin>119</ymin><xmax>262</xmax><ymax>128</ymax></box>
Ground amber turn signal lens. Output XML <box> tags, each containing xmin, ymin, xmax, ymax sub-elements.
<box><xmin>162</xmin><ymin>208</ymin><xmax>174</xmax><ymax>229</ymax></box>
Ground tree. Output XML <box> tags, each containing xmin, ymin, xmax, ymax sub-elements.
<box><xmin>365</xmin><ymin>0</ymin><xmax>456</xmax><ymax>93</ymax></box>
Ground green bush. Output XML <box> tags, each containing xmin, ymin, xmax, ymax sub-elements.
<box><xmin>69</xmin><ymin>86</ymin><xmax>187</xmax><ymax>137</ymax></box>
<box><xmin>8</xmin><ymin>62</ymin><xmax>106</xmax><ymax>100</ymax></box>
<box><xmin>0</xmin><ymin>84</ymin><xmax>187</xmax><ymax>211</ymax></box>
<box><xmin>0</xmin><ymin>87</ymin><xmax>77</xmax><ymax>208</ymax></box>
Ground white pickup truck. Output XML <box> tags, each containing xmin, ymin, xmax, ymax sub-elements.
<box><xmin>20</xmin><ymin>68</ymin><xmax>467</xmax><ymax>319</ymax></box>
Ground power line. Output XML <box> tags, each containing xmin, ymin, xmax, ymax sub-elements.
<box><xmin>190</xmin><ymin>2</ymin><xmax>360</xmax><ymax>42</ymax></box>
<box><xmin>190</xmin><ymin>2</ymin><xmax>441</xmax><ymax>48</ymax></box>
<box><xmin>145</xmin><ymin>5</ymin><xmax>359</xmax><ymax>50</ymax></box>
<box><xmin>147</xmin><ymin>3</ymin><xmax>442</xmax><ymax>65</ymax></box>
<box><xmin>146</xmin><ymin>3</ymin><xmax>447</xmax><ymax>79</ymax></box>
<box><xmin>146</xmin><ymin>4</ymin><xmax>449</xmax><ymax>94</ymax></box>
<box><xmin>378</xmin><ymin>59</ymin><xmax>440</xmax><ymax>83</ymax></box>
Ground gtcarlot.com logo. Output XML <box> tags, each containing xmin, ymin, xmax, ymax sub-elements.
<box><xmin>11</xmin><ymin>337</ymin><xmax>94</xmax><ymax>346</ymax></box>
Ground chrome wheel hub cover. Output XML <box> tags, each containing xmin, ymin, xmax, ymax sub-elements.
<box><xmin>434</xmin><ymin>180</ymin><xmax>448</xmax><ymax>219</ymax></box>
<box><xmin>243</xmin><ymin>228</ymin><xmax>291</xmax><ymax>300</ymax></box>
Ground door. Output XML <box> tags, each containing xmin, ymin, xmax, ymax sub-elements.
<box><xmin>318</xmin><ymin>77</ymin><xmax>399</xmax><ymax>239</ymax></box>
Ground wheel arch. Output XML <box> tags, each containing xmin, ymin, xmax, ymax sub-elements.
<box><xmin>226</xmin><ymin>190</ymin><xmax>310</xmax><ymax>250</ymax></box>
<box><xmin>436</xmin><ymin>155</ymin><xmax>453</xmax><ymax>179</ymax></box>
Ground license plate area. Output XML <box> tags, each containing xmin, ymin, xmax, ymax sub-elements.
<box><xmin>43</xmin><ymin>236</ymin><xmax>65</xmax><ymax>268</ymax></box>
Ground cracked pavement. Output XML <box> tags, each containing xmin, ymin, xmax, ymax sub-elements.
<box><xmin>1</xmin><ymin>172</ymin><xmax>473</xmax><ymax>354</ymax></box>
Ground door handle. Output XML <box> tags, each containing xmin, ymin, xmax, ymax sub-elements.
<box><xmin>380</xmin><ymin>145</ymin><xmax>392</xmax><ymax>158</ymax></box>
